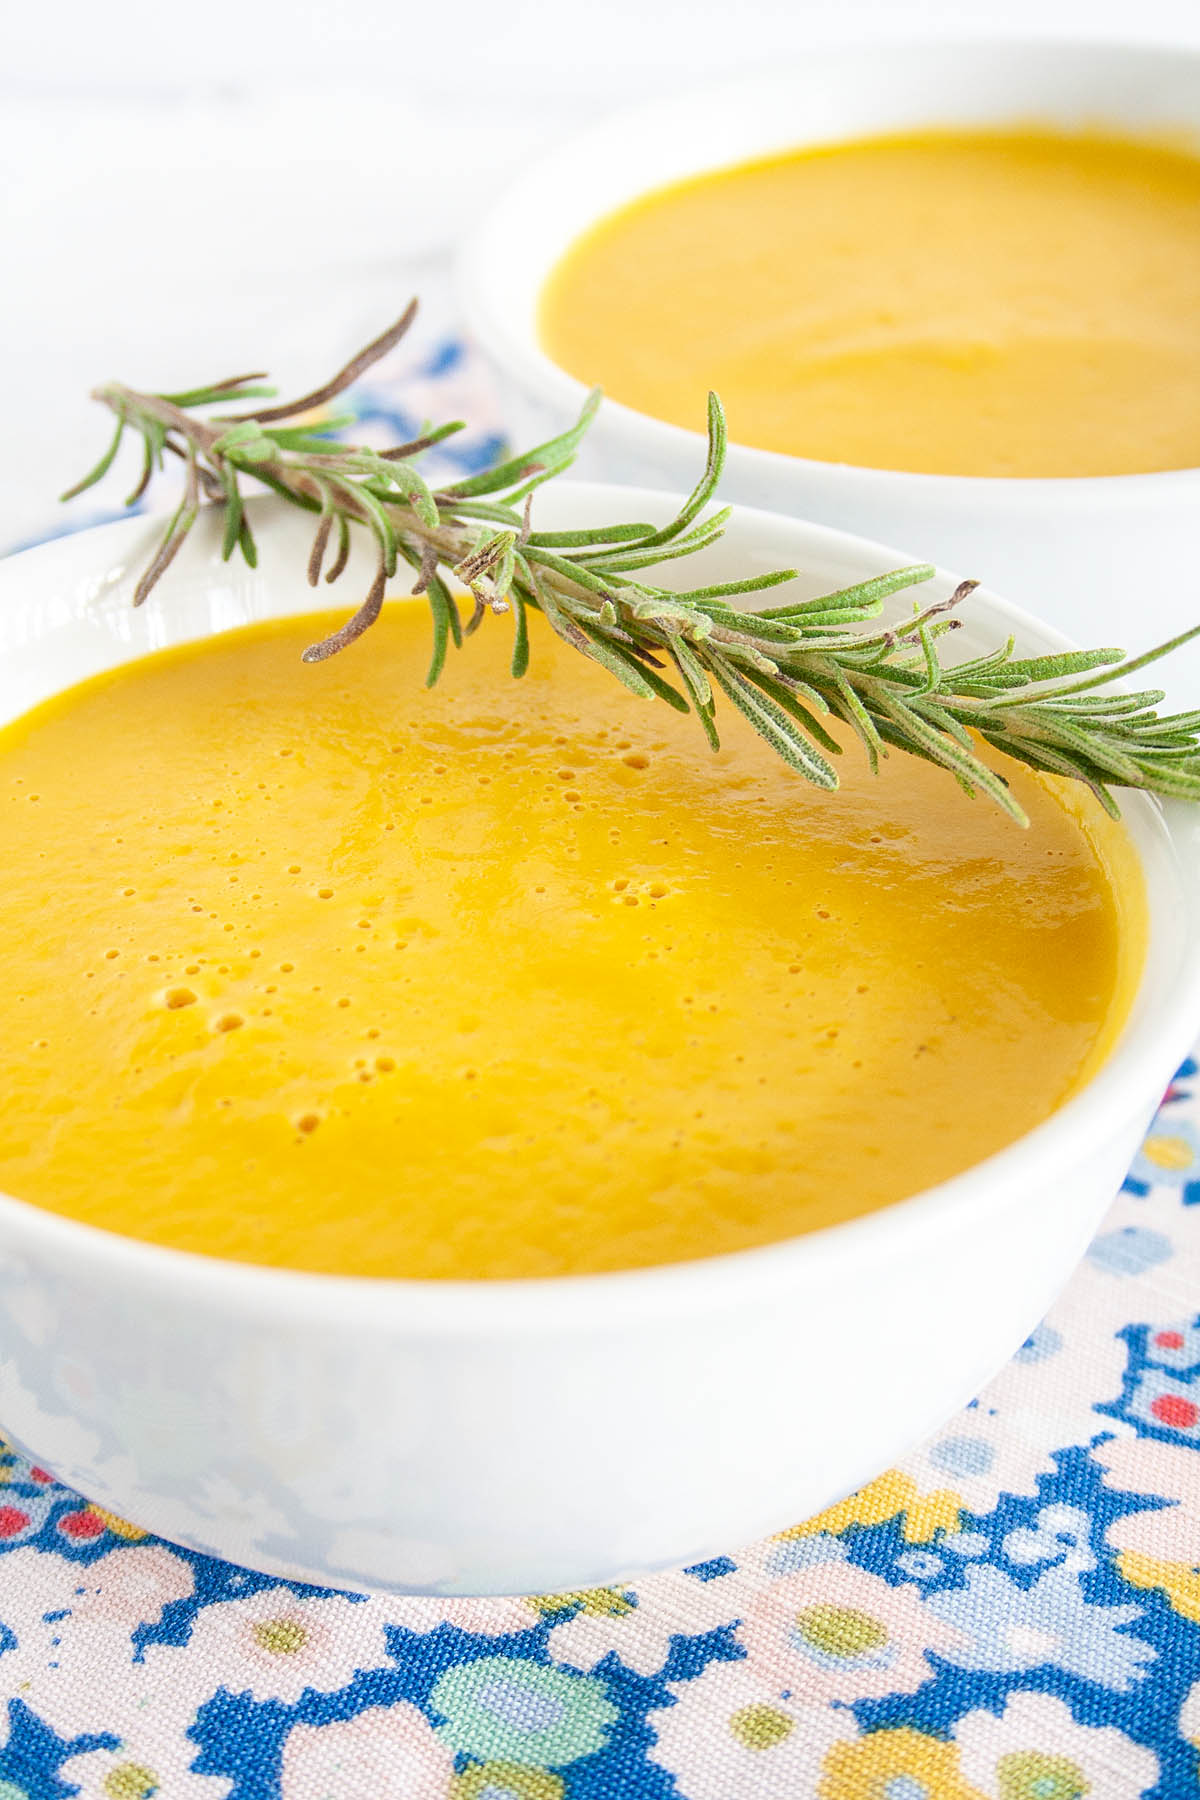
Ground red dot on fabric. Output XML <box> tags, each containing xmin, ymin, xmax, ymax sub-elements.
<box><xmin>1151</xmin><ymin>1394</ymin><xmax>1199</xmax><ymax>1428</ymax></box>
<box><xmin>58</xmin><ymin>1509</ymin><xmax>105</xmax><ymax>1539</ymax></box>
<box><xmin>30</xmin><ymin>1467</ymin><xmax>53</xmax><ymax>1484</ymax></box>
<box><xmin>1156</xmin><ymin>1332</ymin><xmax>1186</xmax><ymax>1350</ymax></box>
<box><xmin>0</xmin><ymin>1506</ymin><xmax>30</xmax><ymax>1538</ymax></box>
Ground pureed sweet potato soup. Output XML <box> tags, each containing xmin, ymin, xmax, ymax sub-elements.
<box><xmin>539</xmin><ymin>129</ymin><xmax>1200</xmax><ymax>478</ymax></box>
<box><xmin>0</xmin><ymin>603</ymin><xmax>1146</xmax><ymax>1278</ymax></box>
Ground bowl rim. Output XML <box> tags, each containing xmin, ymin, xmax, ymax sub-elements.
<box><xmin>2</xmin><ymin>487</ymin><xmax>1200</xmax><ymax>1333</ymax></box>
<box><xmin>458</xmin><ymin>32</ymin><xmax>1200</xmax><ymax>496</ymax></box>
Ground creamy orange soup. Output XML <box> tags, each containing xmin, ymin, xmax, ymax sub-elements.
<box><xmin>540</xmin><ymin>129</ymin><xmax>1200</xmax><ymax>477</ymax></box>
<box><xmin>0</xmin><ymin>605</ymin><xmax>1144</xmax><ymax>1277</ymax></box>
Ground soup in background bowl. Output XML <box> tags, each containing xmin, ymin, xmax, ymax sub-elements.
<box><xmin>461</xmin><ymin>39</ymin><xmax>1200</xmax><ymax>707</ymax></box>
<box><xmin>540</xmin><ymin>127</ymin><xmax>1200</xmax><ymax>480</ymax></box>
<box><xmin>0</xmin><ymin>488</ymin><xmax>1197</xmax><ymax>1595</ymax></box>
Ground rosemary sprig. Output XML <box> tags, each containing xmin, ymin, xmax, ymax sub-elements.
<box><xmin>61</xmin><ymin>303</ymin><xmax>1200</xmax><ymax>825</ymax></box>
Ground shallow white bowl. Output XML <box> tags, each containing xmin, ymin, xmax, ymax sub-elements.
<box><xmin>1</xmin><ymin>488</ymin><xmax>1199</xmax><ymax>1595</ymax></box>
<box><xmin>460</xmin><ymin>38</ymin><xmax>1200</xmax><ymax>707</ymax></box>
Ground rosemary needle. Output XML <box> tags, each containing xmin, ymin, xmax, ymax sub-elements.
<box><xmin>61</xmin><ymin>303</ymin><xmax>1200</xmax><ymax>825</ymax></box>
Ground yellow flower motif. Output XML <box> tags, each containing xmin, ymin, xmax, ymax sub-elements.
<box><xmin>779</xmin><ymin>1471</ymin><xmax>962</xmax><ymax>1545</ymax></box>
<box><xmin>995</xmin><ymin>1749</ymin><xmax>1087</xmax><ymax>1800</ymax></box>
<box><xmin>527</xmin><ymin>1586</ymin><xmax>635</xmax><ymax>1619</ymax></box>
<box><xmin>452</xmin><ymin>1765</ymin><xmax>563</xmax><ymax>1800</ymax></box>
<box><xmin>252</xmin><ymin>1618</ymin><xmax>310</xmax><ymax>1655</ymax></box>
<box><xmin>1118</xmin><ymin>1550</ymin><xmax>1200</xmax><ymax>1622</ymax></box>
<box><xmin>819</xmin><ymin>1727</ymin><xmax>985</xmax><ymax>1800</ymax></box>
<box><xmin>1140</xmin><ymin>1131</ymin><xmax>1195</xmax><ymax>1172</ymax></box>
<box><xmin>729</xmin><ymin>1704</ymin><xmax>795</xmax><ymax>1751</ymax></box>
<box><xmin>102</xmin><ymin>1766</ymin><xmax>157</xmax><ymax>1800</ymax></box>
<box><xmin>89</xmin><ymin>1506</ymin><xmax>148</xmax><ymax>1541</ymax></box>
<box><xmin>795</xmin><ymin>1604</ymin><xmax>889</xmax><ymax>1659</ymax></box>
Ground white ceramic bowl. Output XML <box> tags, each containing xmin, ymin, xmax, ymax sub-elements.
<box><xmin>1</xmin><ymin>488</ymin><xmax>1198</xmax><ymax>1596</ymax></box>
<box><xmin>460</xmin><ymin>38</ymin><xmax>1200</xmax><ymax>707</ymax></box>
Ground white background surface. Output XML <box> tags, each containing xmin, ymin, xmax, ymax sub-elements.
<box><xmin>4</xmin><ymin>0</ymin><xmax>1200</xmax><ymax>545</ymax></box>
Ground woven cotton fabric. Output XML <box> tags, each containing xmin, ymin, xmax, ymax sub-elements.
<box><xmin>3</xmin><ymin>328</ymin><xmax>1200</xmax><ymax>1798</ymax></box>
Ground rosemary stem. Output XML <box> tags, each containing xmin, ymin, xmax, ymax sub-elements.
<box><xmin>58</xmin><ymin>310</ymin><xmax>1200</xmax><ymax>821</ymax></box>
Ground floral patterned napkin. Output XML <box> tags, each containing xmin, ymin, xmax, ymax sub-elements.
<box><xmin>3</xmin><ymin>326</ymin><xmax>1200</xmax><ymax>1800</ymax></box>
